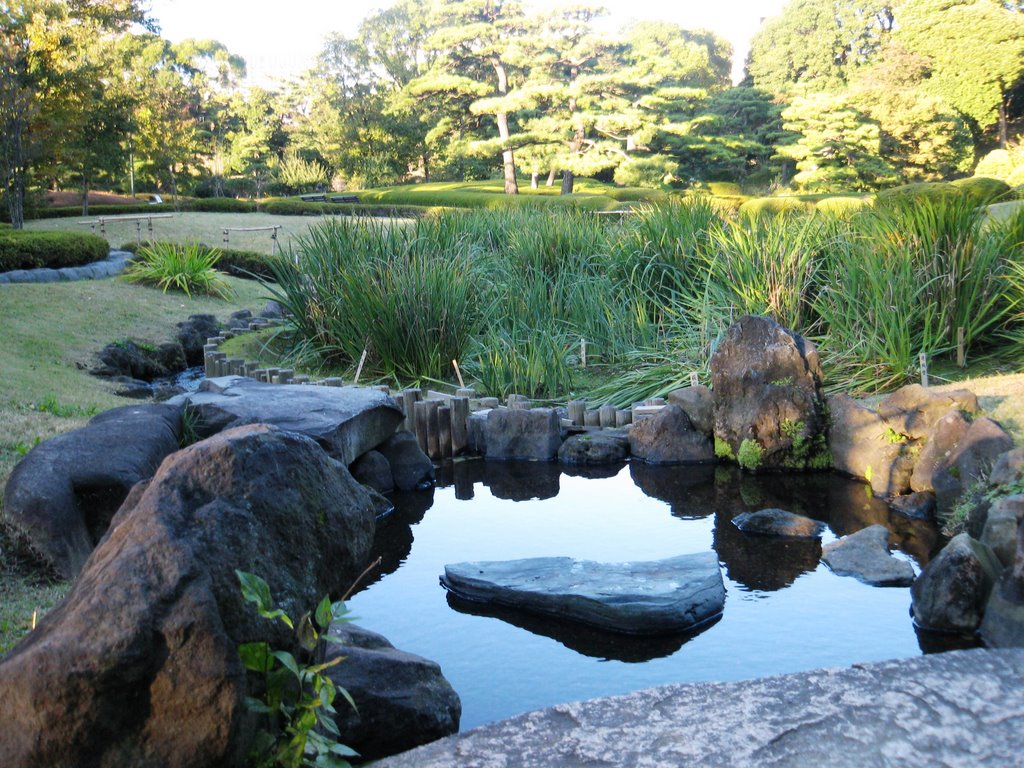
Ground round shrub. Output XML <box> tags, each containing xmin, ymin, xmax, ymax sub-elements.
<box><xmin>738</xmin><ymin>197</ymin><xmax>812</xmax><ymax>219</ymax></box>
<box><xmin>0</xmin><ymin>231</ymin><xmax>109</xmax><ymax>271</ymax></box>
<box><xmin>814</xmin><ymin>196</ymin><xmax>871</xmax><ymax>216</ymax></box>
<box><xmin>950</xmin><ymin>176</ymin><xmax>1011</xmax><ymax>205</ymax></box>
<box><xmin>875</xmin><ymin>182</ymin><xmax>961</xmax><ymax>207</ymax></box>
<box><xmin>708</xmin><ymin>181</ymin><xmax>743</xmax><ymax>196</ymax></box>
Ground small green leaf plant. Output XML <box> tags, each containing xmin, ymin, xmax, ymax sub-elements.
<box><xmin>236</xmin><ymin>570</ymin><xmax>358</xmax><ymax>768</ymax></box>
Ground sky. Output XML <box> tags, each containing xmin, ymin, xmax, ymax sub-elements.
<box><xmin>145</xmin><ymin>0</ymin><xmax>788</xmax><ymax>86</ymax></box>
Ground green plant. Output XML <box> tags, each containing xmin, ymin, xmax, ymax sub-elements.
<box><xmin>122</xmin><ymin>241</ymin><xmax>234</xmax><ymax>299</ymax></box>
<box><xmin>236</xmin><ymin>570</ymin><xmax>358</xmax><ymax>768</ymax></box>
<box><xmin>0</xmin><ymin>230</ymin><xmax>109</xmax><ymax>271</ymax></box>
<box><xmin>883</xmin><ymin>427</ymin><xmax>908</xmax><ymax>444</ymax></box>
<box><xmin>33</xmin><ymin>394</ymin><xmax>98</xmax><ymax>419</ymax></box>
<box><xmin>714</xmin><ymin>436</ymin><xmax>735</xmax><ymax>461</ymax></box>
<box><xmin>737</xmin><ymin>438</ymin><xmax>763</xmax><ymax>471</ymax></box>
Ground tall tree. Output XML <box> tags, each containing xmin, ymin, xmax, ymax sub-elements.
<box><xmin>898</xmin><ymin>0</ymin><xmax>1024</xmax><ymax>145</ymax></box>
<box><xmin>747</xmin><ymin>0</ymin><xmax>897</xmax><ymax>95</ymax></box>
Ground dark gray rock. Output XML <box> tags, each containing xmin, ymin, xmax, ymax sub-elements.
<box><xmin>991</xmin><ymin>446</ymin><xmax>1024</xmax><ymax>488</ymax></box>
<box><xmin>910</xmin><ymin>409</ymin><xmax>969</xmax><ymax>493</ymax></box>
<box><xmin>325</xmin><ymin>623</ymin><xmax>461</xmax><ymax>760</ymax></box>
<box><xmin>711</xmin><ymin>315</ymin><xmax>828</xmax><ymax>470</ymax></box>
<box><xmin>558</xmin><ymin>433</ymin><xmax>629</xmax><ymax>465</ymax></box>
<box><xmin>374</xmin><ymin>649</ymin><xmax>1024</xmax><ymax>768</ymax></box>
<box><xmin>0</xmin><ymin>424</ymin><xmax>377</xmax><ymax>768</ymax></box>
<box><xmin>877</xmin><ymin>384</ymin><xmax>979</xmax><ymax>439</ymax></box>
<box><xmin>261</xmin><ymin>299</ymin><xmax>285</xmax><ymax>318</ymax></box>
<box><xmin>666</xmin><ymin>385</ymin><xmax>713</xmax><ymax>435</ymax></box>
<box><xmin>981</xmin><ymin>574</ymin><xmax>1024</xmax><ymax>648</ymax></box>
<box><xmin>629</xmin><ymin>405</ymin><xmax>713</xmax><ymax>464</ymax></box>
<box><xmin>2</xmin><ymin>403</ymin><xmax>183</xmax><ymax>578</ymax></box>
<box><xmin>376</xmin><ymin>430</ymin><xmax>434</xmax><ymax>491</ymax></box>
<box><xmin>94</xmin><ymin>339</ymin><xmax>182</xmax><ymax>381</ymax></box>
<box><xmin>176</xmin><ymin>376</ymin><xmax>403</xmax><ymax>465</ymax></box>
<box><xmin>911</xmin><ymin>532</ymin><xmax>1003</xmax><ymax>632</ymax></box>
<box><xmin>933</xmin><ymin>417</ymin><xmax>1015</xmax><ymax>520</ymax></box>
<box><xmin>441</xmin><ymin>552</ymin><xmax>725</xmax><ymax>635</ymax></box>
<box><xmin>732</xmin><ymin>508</ymin><xmax>826</xmax><ymax>539</ymax></box>
<box><xmin>828</xmin><ymin>393</ymin><xmax>915</xmax><ymax>495</ymax></box>
<box><xmin>350</xmin><ymin>449</ymin><xmax>395</xmax><ymax>494</ymax></box>
<box><xmin>981</xmin><ymin>494</ymin><xmax>1024</xmax><ymax>568</ymax></box>
<box><xmin>822</xmin><ymin>524</ymin><xmax>915</xmax><ymax>586</ymax></box>
<box><xmin>887</xmin><ymin>491</ymin><xmax>936</xmax><ymax>521</ymax></box>
<box><xmin>176</xmin><ymin>314</ymin><xmax>221</xmax><ymax>366</ymax></box>
<box><xmin>483</xmin><ymin>407</ymin><xmax>561</xmax><ymax>461</ymax></box>
<box><xmin>111</xmin><ymin>375</ymin><xmax>155</xmax><ymax>398</ymax></box>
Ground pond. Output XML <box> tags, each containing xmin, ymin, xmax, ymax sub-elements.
<box><xmin>347</xmin><ymin>459</ymin><xmax>973</xmax><ymax>731</ymax></box>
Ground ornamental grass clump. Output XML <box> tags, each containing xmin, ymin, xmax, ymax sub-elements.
<box><xmin>122</xmin><ymin>241</ymin><xmax>233</xmax><ymax>299</ymax></box>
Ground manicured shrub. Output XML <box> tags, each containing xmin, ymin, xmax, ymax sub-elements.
<box><xmin>26</xmin><ymin>203</ymin><xmax>176</xmax><ymax>220</ymax></box>
<box><xmin>738</xmin><ymin>197</ymin><xmax>813</xmax><ymax>218</ymax></box>
<box><xmin>950</xmin><ymin>176</ymin><xmax>1011</xmax><ymax>205</ymax></box>
<box><xmin>0</xmin><ymin>231</ymin><xmax>109</xmax><ymax>271</ymax></box>
<box><xmin>122</xmin><ymin>241</ymin><xmax>233</xmax><ymax>299</ymax></box>
<box><xmin>708</xmin><ymin>181</ymin><xmax>743</xmax><ymax>196</ymax></box>
<box><xmin>189</xmin><ymin>198</ymin><xmax>258</xmax><ymax>213</ymax></box>
<box><xmin>874</xmin><ymin>182</ymin><xmax>960</xmax><ymax>206</ymax></box>
<box><xmin>814</xmin><ymin>196</ymin><xmax>871</xmax><ymax>216</ymax></box>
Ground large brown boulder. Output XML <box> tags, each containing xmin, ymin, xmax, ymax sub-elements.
<box><xmin>828</xmin><ymin>393</ymin><xmax>914</xmax><ymax>496</ymax></box>
<box><xmin>0</xmin><ymin>424</ymin><xmax>377</xmax><ymax>768</ymax></box>
<box><xmin>628</xmin><ymin>405</ymin><xmax>713</xmax><ymax>464</ymax></box>
<box><xmin>710</xmin><ymin>316</ymin><xmax>828</xmax><ymax>471</ymax></box>
<box><xmin>2</xmin><ymin>403</ymin><xmax>183</xmax><ymax>578</ymax></box>
<box><xmin>876</xmin><ymin>385</ymin><xmax>979</xmax><ymax>440</ymax></box>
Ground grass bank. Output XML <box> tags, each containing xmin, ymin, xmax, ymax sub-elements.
<box><xmin>0</xmin><ymin>275</ymin><xmax>268</xmax><ymax>654</ymax></box>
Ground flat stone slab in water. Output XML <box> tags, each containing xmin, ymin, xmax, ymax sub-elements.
<box><xmin>732</xmin><ymin>508</ymin><xmax>826</xmax><ymax>539</ymax></box>
<box><xmin>440</xmin><ymin>553</ymin><xmax>725</xmax><ymax>635</ymax></box>
<box><xmin>174</xmin><ymin>375</ymin><xmax>403</xmax><ymax>465</ymax></box>
<box><xmin>822</xmin><ymin>524</ymin><xmax>915</xmax><ymax>586</ymax></box>
<box><xmin>375</xmin><ymin>648</ymin><xmax>1024</xmax><ymax>768</ymax></box>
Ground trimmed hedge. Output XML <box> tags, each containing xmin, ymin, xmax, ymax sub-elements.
<box><xmin>121</xmin><ymin>240</ymin><xmax>283</xmax><ymax>281</ymax></box>
<box><xmin>874</xmin><ymin>182</ymin><xmax>962</xmax><ymax>206</ymax></box>
<box><xmin>950</xmin><ymin>176</ymin><xmax>1012</xmax><ymax>205</ymax></box>
<box><xmin>25</xmin><ymin>203</ymin><xmax>177</xmax><ymax>220</ymax></box>
<box><xmin>815</xmin><ymin>196</ymin><xmax>871</xmax><ymax>216</ymax></box>
<box><xmin>260</xmin><ymin>200</ymin><xmax>448</xmax><ymax>218</ymax></box>
<box><xmin>0</xmin><ymin>231</ymin><xmax>109</xmax><ymax>272</ymax></box>
<box><xmin>190</xmin><ymin>198</ymin><xmax>259</xmax><ymax>213</ymax></box>
<box><xmin>739</xmin><ymin>197</ymin><xmax>814</xmax><ymax>218</ymax></box>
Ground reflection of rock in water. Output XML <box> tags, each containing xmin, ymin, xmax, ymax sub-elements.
<box><xmin>888</xmin><ymin>514</ymin><xmax>942</xmax><ymax>568</ymax></box>
<box><xmin>353</xmin><ymin>487</ymin><xmax>436</xmax><ymax>597</ymax></box>
<box><xmin>445</xmin><ymin>592</ymin><xmax>720</xmax><ymax>663</ymax></box>
<box><xmin>561</xmin><ymin>462</ymin><xmax>627</xmax><ymax>481</ymax></box>
<box><xmin>914</xmin><ymin>624</ymin><xmax>982</xmax><ymax>655</ymax></box>
<box><xmin>826</xmin><ymin>480</ymin><xmax>890</xmax><ymax>536</ymax></box>
<box><xmin>482</xmin><ymin>461</ymin><xmax>561</xmax><ymax>501</ymax></box>
<box><xmin>629</xmin><ymin>463</ymin><xmax>717</xmax><ymax>519</ymax></box>
<box><xmin>715</xmin><ymin>508</ymin><xmax>823</xmax><ymax>591</ymax></box>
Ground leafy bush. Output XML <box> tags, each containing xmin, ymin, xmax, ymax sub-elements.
<box><xmin>874</xmin><ymin>182</ymin><xmax>961</xmax><ymax>206</ymax></box>
<box><xmin>949</xmin><ymin>176</ymin><xmax>1011</xmax><ymax>205</ymax></box>
<box><xmin>123</xmin><ymin>240</ymin><xmax>283</xmax><ymax>281</ymax></box>
<box><xmin>0</xmin><ymin>231</ymin><xmax>109</xmax><ymax>271</ymax></box>
<box><xmin>122</xmin><ymin>241</ymin><xmax>234</xmax><ymax>299</ymax></box>
<box><xmin>190</xmin><ymin>197</ymin><xmax>259</xmax><ymax>213</ymax></box>
<box><xmin>738</xmin><ymin>197</ymin><xmax>813</xmax><ymax>218</ymax></box>
<box><xmin>613</xmin><ymin>156</ymin><xmax>677</xmax><ymax>188</ymax></box>
<box><xmin>25</xmin><ymin>203</ymin><xmax>176</xmax><ymax>220</ymax></box>
<box><xmin>708</xmin><ymin>182</ymin><xmax>743</xmax><ymax>196</ymax></box>
<box><xmin>814</xmin><ymin>196</ymin><xmax>870</xmax><ymax>216</ymax></box>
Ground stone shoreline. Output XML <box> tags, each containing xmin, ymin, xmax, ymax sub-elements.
<box><xmin>0</xmin><ymin>249</ymin><xmax>132</xmax><ymax>284</ymax></box>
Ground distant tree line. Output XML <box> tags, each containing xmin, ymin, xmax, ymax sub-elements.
<box><xmin>2</xmin><ymin>0</ymin><xmax>1023</xmax><ymax>227</ymax></box>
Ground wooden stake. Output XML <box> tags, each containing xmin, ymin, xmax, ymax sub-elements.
<box><xmin>957</xmin><ymin>327</ymin><xmax>966</xmax><ymax>368</ymax></box>
<box><xmin>919</xmin><ymin>352</ymin><xmax>929</xmax><ymax>388</ymax></box>
<box><xmin>31</xmin><ymin>610</ymin><xmax>37</xmax><ymax>631</ymax></box>
<box><xmin>580</xmin><ymin>338</ymin><xmax>587</xmax><ymax>368</ymax></box>
<box><xmin>452</xmin><ymin>359</ymin><xmax>465</xmax><ymax>388</ymax></box>
<box><xmin>353</xmin><ymin>348</ymin><xmax>367</xmax><ymax>385</ymax></box>
<box><xmin>689</xmin><ymin>372</ymin><xmax>699</xmax><ymax>388</ymax></box>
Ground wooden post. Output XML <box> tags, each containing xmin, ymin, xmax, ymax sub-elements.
<box><xmin>265</xmin><ymin>367</ymin><xmax>279</xmax><ymax>384</ymax></box>
<box><xmin>413</xmin><ymin>400</ymin><xmax>430</xmax><ymax>456</ymax></box>
<box><xmin>919</xmin><ymin>353</ymin><xmax>929</xmax><ymax>388</ymax></box>
<box><xmin>508</xmin><ymin>394</ymin><xmax>531</xmax><ymax>410</ymax></box>
<box><xmin>452</xmin><ymin>359</ymin><xmax>465</xmax><ymax>389</ymax></box>
<box><xmin>451</xmin><ymin>397</ymin><xmax>469</xmax><ymax>456</ymax></box>
<box><xmin>567</xmin><ymin>400</ymin><xmax>586</xmax><ymax>426</ymax></box>
<box><xmin>438</xmin><ymin>405</ymin><xmax>453</xmax><ymax>459</ymax></box>
<box><xmin>957</xmin><ymin>327</ymin><xmax>966</xmax><ymax>368</ymax></box>
<box><xmin>401</xmin><ymin>389</ymin><xmax>421</xmax><ymax>432</ymax></box>
<box><xmin>599</xmin><ymin>405</ymin><xmax>616</xmax><ymax>428</ymax></box>
<box><xmin>690</xmin><ymin>372</ymin><xmax>700</xmax><ymax>388</ymax></box>
<box><xmin>353</xmin><ymin>348</ymin><xmax>367</xmax><ymax>385</ymax></box>
<box><xmin>580</xmin><ymin>337</ymin><xmax>587</xmax><ymax>368</ymax></box>
<box><xmin>584</xmin><ymin>409</ymin><xmax>600</xmax><ymax>427</ymax></box>
<box><xmin>456</xmin><ymin>387</ymin><xmax>476</xmax><ymax>399</ymax></box>
<box><xmin>615</xmin><ymin>409</ymin><xmax>632</xmax><ymax>427</ymax></box>
<box><xmin>426</xmin><ymin>400</ymin><xmax>441</xmax><ymax>460</ymax></box>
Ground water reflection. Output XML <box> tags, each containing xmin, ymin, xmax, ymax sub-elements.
<box><xmin>629</xmin><ymin>463</ymin><xmax>716</xmax><ymax>519</ymax></box>
<box><xmin>446</xmin><ymin>592</ymin><xmax>721</xmax><ymax>663</ymax></box>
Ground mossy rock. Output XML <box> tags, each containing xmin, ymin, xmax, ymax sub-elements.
<box><xmin>950</xmin><ymin>176</ymin><xmax>1012</xmax><ymax>205</ymax></box>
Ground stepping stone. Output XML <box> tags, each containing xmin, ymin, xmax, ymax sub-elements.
<box><xmin>822</xmin><ymin>524</ymin><xmax>915</xmax><ymax>587</ymax></box>
<box><xmin>732</xmin><ymin>508</ymin><xmax>826</xmax><ymax>539</ymax></box>
<box><xmin>440</xmin><ymin>552</ymin><xmax>725</xmax><ymax>635</ymax></box>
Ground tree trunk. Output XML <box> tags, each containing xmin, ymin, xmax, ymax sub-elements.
<box><xmin>421</xmin><ymin>153</ymin><xmax>430</xmax><ymax>183</ymax></box>
<box><xmin>6</xmin><ymin>115</ymin><xmax>26</xmax><ymax>229</ymax></box>
<box><xmin>560</xmin><ymin>170</ymin><xmax>575</xmax><ymax>195</ymax></box>
<box><xmin>546</xmin><ymin>168</ymin><xmax>556</xmax><ymax>186</ymax></box>
<box><xmin>531</xmin><ymin>173</ymin><xmax>538</xmax><ymax>189</ymax></box>
<box><xmin>1000</xmin><ymin>92</ymin><xmax>1009</xmax><ymax>148</ymax></box>
<box><xmin>492</xmin><ymin>58</ymin><xmax>518</xmax><ymax>195</ymax></box>
<box><xmin>81</xmin><ymin>174</ymin><xmax>90</xmax><ymax>217</ymax></box>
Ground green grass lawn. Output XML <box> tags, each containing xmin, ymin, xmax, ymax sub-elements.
<box><xmin>0</xmin><ymin>275</ymin><xmax>268</xmax><ymax>654</ymax></box>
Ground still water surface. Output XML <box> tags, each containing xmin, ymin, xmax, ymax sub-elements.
<box><xmin>347</xmin><ymin>460</ymin><xmax>953</xmax><ymax>731</ymax></box>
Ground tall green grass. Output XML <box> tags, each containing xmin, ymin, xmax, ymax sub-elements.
<box><xmin>268</xmin><ymin>198</ymin><xmax>1024</xmax><ymax>399</ymax></box>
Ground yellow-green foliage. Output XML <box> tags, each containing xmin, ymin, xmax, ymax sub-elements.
<box><xmin>737</xmin><ymin>438</ymin><xmax>764</xmax><ymax>470</ymax></box>
<box><xmin>874</xmin><ymin>181</ymin><xmax>961</xmax><ymax>206</ymax></box>
<box><xmin>815</xmin><ymin>196</ymin><xmax>871</xmax><ymax>216</ymax></box>
<box><xmin>739</xmin><ymin>197</ymin><xmax>813</xmax><ymax>219</ymax></box>
<box><xmin>714</xmin><ymin>436</ymin><xmax>735</xmax><ymax>460</ymax></box>
<box><xmin>950</xmin><ymin>176</ymin><xmax>1011</xmax><ymax>205</ymax></box>
<box><xmin>708</xmin><ymin>182</ymin><xmax>743</xmax><ymax>196</ymax></box>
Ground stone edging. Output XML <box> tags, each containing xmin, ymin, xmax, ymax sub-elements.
<box><xmin>0</xmin><ymin>249</ymin><xmax>134</xmax><ymax>284</ymax></box>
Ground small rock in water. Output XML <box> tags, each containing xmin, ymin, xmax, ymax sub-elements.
<box><xmin>732</xmin><ymin>508</ymin><xmax>826</xmax><ymax>539</ymax></box>
<box><xmin>822</xmin><ymin>524</ymin><xmax>915</xmax><ymax>587</ymax></box>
